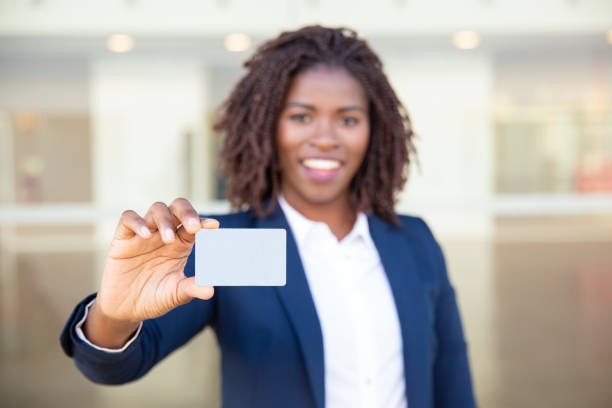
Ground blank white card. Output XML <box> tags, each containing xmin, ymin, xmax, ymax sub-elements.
<box><xmin>195</xmin><ymin>228</ymin><xmax>286</xmax><ymax>286</ymax></box>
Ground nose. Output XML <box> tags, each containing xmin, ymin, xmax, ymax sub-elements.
<box><xmin>309</xmin><ymin>119</ymin><xmax>339</xmax><ymax>151</ymax></box>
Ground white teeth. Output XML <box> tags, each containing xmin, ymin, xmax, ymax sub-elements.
<box><xmin>302</xmin><ymin>158</ymin><xmax>341</xmax><ymax>170</ymax></box>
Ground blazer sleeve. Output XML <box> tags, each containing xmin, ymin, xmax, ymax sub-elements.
<box><xmin>59</xmin><ymin>248</ymin><xmax>215</xmax><ymax>385</ymax></box>
<box><xmin>418</xmin><ymin>219</ymin><xmax>477</xmax><ymax>408</ymax></box>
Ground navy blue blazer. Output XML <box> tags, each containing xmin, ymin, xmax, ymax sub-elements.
<box><xmin>60</xmin><ymin>205</ymin><xmax>476</xmax><ymax>408</ymax></box>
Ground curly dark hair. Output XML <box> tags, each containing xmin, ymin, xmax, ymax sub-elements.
<box><xmin>214</xmin><ymin>25</ymin><xmax>416</xmax><ymax>224</ymax></box>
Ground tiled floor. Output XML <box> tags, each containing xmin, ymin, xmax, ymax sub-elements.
<box><xmin>1</xmin><ymin>217</ymin><xmax>611</xmax><ymax>407</ymax></box>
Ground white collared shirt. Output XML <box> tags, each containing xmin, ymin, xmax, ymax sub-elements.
<box><xmin>278</xmin><ymin>196</ymin><xmax>407</xmax><ymax>408</ymax></box>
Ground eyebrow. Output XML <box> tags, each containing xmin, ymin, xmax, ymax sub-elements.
<box><xmin>286</xmin><ymin>102</ymin><xmax>316</xmax><ymax>111</ymax></box>
<box><xmin>338</xmin><ymin>105</ymin><xmax>365</xmax><ymax>113</ymax></box>
<box><xmin>285</xmin><ymin>102</ymin><xmax>366</xmax><ymax>113</ymax></box>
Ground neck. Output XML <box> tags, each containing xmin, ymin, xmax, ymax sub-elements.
<box><xmin>281</xmin><ymin>190</ymin><xmax>357</xmax><ymax>241</ymax></box>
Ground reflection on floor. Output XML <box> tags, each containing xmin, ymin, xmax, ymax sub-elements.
<box><xmin>1</xmin><ymin>217</ymin><xmax>611</xmax><ymax>407</ymax></box>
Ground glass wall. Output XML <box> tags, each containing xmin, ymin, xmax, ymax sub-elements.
<box><xmin>494</xmin><ymin>52</ymin><xmax>612</xmax><ymax>194</ymax></box>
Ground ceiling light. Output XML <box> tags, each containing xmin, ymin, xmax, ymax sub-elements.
<box><xmin>224</xmin><ymin>33</ymin><xmax>251</xmax><ymax>52</ymax></box>
<box><xmin>452</xmin><ymin>30</ymin><xmax>480</xmax><ymax>50</ymax></box>
<box><xmin>107</xmin><ymin>34</ymin><xmax>134</xmax><ymax>53</ymax></box>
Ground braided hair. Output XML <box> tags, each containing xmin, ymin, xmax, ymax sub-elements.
<box><xmin>214</xmin><ymin>25</ymin><xmax>416</xmax><ymax>225</ymax></box>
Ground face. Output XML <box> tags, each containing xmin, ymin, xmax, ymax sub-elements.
<box><xmin>276</xmin><ymin>65</ymin><xmax>370</xmax><ymax>208</ymax></box>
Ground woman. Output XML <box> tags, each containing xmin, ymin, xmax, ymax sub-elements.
<box><xmin>60</xmin><ymin>25</ymin><xmax>476</xmax><ymax>408</ymax></box>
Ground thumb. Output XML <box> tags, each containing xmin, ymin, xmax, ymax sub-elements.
<box><xmin>177</xmin><ymin>277</ymin><xmax>215</xmax><ymax>303</ymax></box>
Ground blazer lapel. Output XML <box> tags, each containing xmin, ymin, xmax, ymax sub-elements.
<box><xmin>368</xmin><ymin>214</ymin><xmax>430</xmax><ymax>408</ymax></box>
<box><xmin>256</xmin><ymin>205</ymin><xmax>325</xmax><ymax>408</ymax></box>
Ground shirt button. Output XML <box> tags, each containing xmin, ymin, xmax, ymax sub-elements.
<box><xmin>364</xmin><ymin>377</ymin><xmax>372</xmax><ymax>385</ymax></box>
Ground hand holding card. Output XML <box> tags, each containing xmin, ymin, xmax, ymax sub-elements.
<box><xmin>84</xmin><ymin>198</ymin><xmax>218</xmax><ymax>349</ymax></box>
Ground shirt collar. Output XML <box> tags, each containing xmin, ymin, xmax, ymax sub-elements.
<box><xmin>278</xmin><ymin>195</ymin><xmax>372</xmax><ymax>250</ymax></box>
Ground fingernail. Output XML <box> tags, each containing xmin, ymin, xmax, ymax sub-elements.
<box><xmin>188</xmin><ymin>219</ymin><xmax>200</xmax><ymax>229</ymax></box>
<box><xmin>140</xmin><ymin>226</ymin><xmax>151</xmax><ymax>237</ymax></box>
<box><xmin>203</xmin><ymin>219</ymin><xmax>218</xmax><ymax>227</ymax></box>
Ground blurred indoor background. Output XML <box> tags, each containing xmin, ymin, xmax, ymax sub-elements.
<box><xmin>0</xmin><ymin>1</ymin><xmax>611</xmax><ymax>407</ymax></box>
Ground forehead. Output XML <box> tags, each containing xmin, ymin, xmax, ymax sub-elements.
<box><xmin>285</xmin><ymin>65</ymin><xmax>367</xmax><ymax>106</ymax></box>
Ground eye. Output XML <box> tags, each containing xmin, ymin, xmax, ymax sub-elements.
<box><xmin>289</xmin><ymin>113</ymin><xmax>312</xmax><ymax>123</ymax></box>
<box><xmin>341</xmin><ymin>116</ymin><xmax>359</xmax><ymax>126</ymax></box>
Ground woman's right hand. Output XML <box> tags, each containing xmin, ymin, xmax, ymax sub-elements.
<box><xmin>83</xmin><ymin>198</ymin><xmax>218</xmax><ymax>348</ymax></box>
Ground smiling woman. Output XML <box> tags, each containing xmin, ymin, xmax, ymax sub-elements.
<box><xmin>60</xmin><ymin>25</ymin><xmax>476</xmax><ymax>408</ymax></box>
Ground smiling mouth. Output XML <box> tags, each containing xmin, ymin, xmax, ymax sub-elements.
<box><xmin>300</xmin><ymin>158</ymin><xmax>343</xmax><ymax>182</ymax></box>
<box><xmin>302</xmin><ymin>158</ymin><xmax>342</xmax><ymax>170</ymax></box>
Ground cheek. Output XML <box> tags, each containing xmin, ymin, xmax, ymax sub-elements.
<box><xmin>276</xmin><ymin>120</ymin><xmax>301</xmax><ymax>167</ymax></box>
<box><xmin>350</xmin><ymin>126</ymin><xmax>370</xmax><ymax>162</ymax></box>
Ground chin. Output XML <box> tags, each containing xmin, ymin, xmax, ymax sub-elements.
<box><xmin>298</xmin><ymin>186</ymin><xmax>346</xmax><ymax>205</ymax></box>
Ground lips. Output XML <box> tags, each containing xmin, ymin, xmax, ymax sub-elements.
<box><xmin>300</xmin><ymin>158</ymin><xmax>343</xmax><ymax>182</ymax></box>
